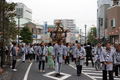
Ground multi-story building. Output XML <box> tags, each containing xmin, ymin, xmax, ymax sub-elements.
<box><xmin>14</xmin><ymin>3</ymin><xmax>44</xmax><ymax>43</ymax></box>
<box><xmin>107</xmin><ymin>0</ymin><xmax>120</xmax><ymax>44</ymax></box>
<box><xmin>97</xmin><ymin>0</ymin><xmax>113</xmax><ymax>42</ymax></box>
<box><xmin>16</xmin><ymin>3</ymin><xmax>32</xmax><ymax>21</ymax></box>
<box><xmin>54</xmin><ymin>19</ymin><xmax>76</xmax><ymax>31</ymax></box>
<box><xmin>23</xmin><ymin>22</ymin><xmax>43</xmax><ymax>43</ymax></box>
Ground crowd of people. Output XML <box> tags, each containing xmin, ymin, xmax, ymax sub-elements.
<box><xmin>7</xmin><ymin>40</ymin><xmax>120</xmax><ymax>80</ymax></box>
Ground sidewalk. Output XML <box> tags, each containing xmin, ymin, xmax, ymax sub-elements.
<box><xmin>0</xmin><ymin>59</ymin><xmax>21</xmax><ymax>80</ymax></box>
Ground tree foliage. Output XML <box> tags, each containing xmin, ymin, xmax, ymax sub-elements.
<box><xmin>20</xmin><ymin>26</ymin><xmax>33</xmax><ymax>44</ymax></box>
<box><xmin>88</xmin><ymin>27</ymin><xmax>97</xmax><ymax>45</ymax></box>
<box><xmin>0</xmin><ymin>1</ymin><xmax>18</xmax><ymax>45</ymax></box>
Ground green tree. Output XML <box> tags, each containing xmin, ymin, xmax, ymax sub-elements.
<box><xmin>88</xmin><ymin>27</ymin><xmax>97</xmax><ymax>45</ymax></box>
<box><xmin>0</xmin><ymin>1</ymin><xmax>18</xmax><ymax>45</ymax></box>
<box><xmin>20</xmin><ymin>26</ymin><xmax>33</xmax><ymax>44</ymax></box>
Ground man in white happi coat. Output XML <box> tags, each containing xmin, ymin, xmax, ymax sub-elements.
<box><xmin>37</xmin><ymin>41</ymin><xmax>48</xmax><ymax>73</ymax></box>
<box><xmin>20</xmin><ymin>44</ymin><xmax>27</xmax><ymax>62</ymax></box>
<box><xmin>52</xmin><ymin>39</ymin><xmax>67</xmax><ymax>77</ymax></box>
<box><xmin>100</xmin><ymin>42</ymin><xmax>117</xmax><ymax>80</ymax></box>
<box><xmin>75</xmin><ymin>43</ymin><xmax>86</xmax><ymax>76</ymax></box>
<box><xmin>115</xmin><ymin>44</ymin><xmax>120</xmax><ymax>77</ymax></box>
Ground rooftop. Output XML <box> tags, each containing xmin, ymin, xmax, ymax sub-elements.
<box><xmin>40</xmin><ymin>25</ymin><xmax>55</xmax><ymax>28</ymax></box>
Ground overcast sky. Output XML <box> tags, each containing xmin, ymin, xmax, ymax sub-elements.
<box><xmin>7</xmin><ymin>0</ymin><xmax>97</xmax><ymax>33</ymax></box>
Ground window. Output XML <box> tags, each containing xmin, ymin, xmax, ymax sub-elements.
<box><xmin>32</xmin><ymin>28</ymin><xmax>34</xmax><ymax>33</ymax></box>
<box><xmin>105</xmin><ymin>19</ymin><xmax>107</xmax><ymax>29</ymax></box>
<box><xmin>100</xmin><ymin>18</ymin><xmax>103</xmax><ymax>26</ymax></box>
<box><xmin>111</xmin><ymin>19</ymin><xmax>115</xmax><ymax>27</ymax></box>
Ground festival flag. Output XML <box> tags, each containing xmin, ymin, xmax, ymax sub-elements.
<box><xmin>109</xmin><ymin>33</ymin><xmax>111</xmax><ymax>35</ymax></box>
<box><xmin>116</xmin><ymin>30</ymin><xmax>118</xmax><ymax>33</ymax></box>
<box><xmin>112</xmin><ymin>32</ymin><xmax>114</xmax><ymax>35</ymax></box>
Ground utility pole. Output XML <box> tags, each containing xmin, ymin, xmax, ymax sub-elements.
<box><xmin>18</xmin><ymin>15</ymin><xmax>20</xmax><ymax>47</ymax></box>
<box><xmin>36</xmin><ymin>28</ymin><xmax>37</xmax><ymax>43</ymax></box>
<box><xmin>80</xmin><ymin>29</ymin><xmax>82</xmax><ymax>44</ymax></box>
<box><xmin>99</xmin><ymin>18</ymin><xmax>101</xmax><ymax>42</ymax></box>
<box><xmin>85</xmin><ymin>25</ymin><xmax>87</xmax><ymax>44</ymax></box>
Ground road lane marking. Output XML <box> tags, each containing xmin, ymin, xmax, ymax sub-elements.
<box><xmin>23</xmin><ymin>63</ymin><xmax>33</xmax><ymax>80</ymax></box>
<box><xmin>91</xmin><ymin>76</ymin><xmax>120</xmax><ymax>80</ymax></box>
<box><xmin>69</xmin><ymin>64</ymin><xmax>97</xmax><ymax>80</ymax></box>
<box><xmin>82</xmin><ymin>70</ymin><xmax>102</xmax><ymax>72</ymax></box>
<box><xmin>17</xmin><ymin>59</ymin><xmax>21</xmax><ymax>62</ymax></box>
<box><xmin>43</xmin><ymin>71</ymin><xmax>71</xmax><ymax>80</ymax></box>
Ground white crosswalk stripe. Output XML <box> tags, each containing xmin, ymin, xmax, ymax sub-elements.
<box><xmin>82</xmin><ymin>66</ymin><xmax>120</xmax><ymax>80</ymax></box>
<box><xmin>70</xmin><ymin>62</ymin><xmax>120</xmax><ymax>80</ymax></box>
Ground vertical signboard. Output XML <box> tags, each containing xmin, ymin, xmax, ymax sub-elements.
<box><xmin>45</xmin><ymin>22</ymin><xmax>47</xmax><ymax>34</ymax></box>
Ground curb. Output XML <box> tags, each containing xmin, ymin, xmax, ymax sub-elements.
<box><xmin>2</xmin><ymin>59</ymin><xmax>21</xmax><ymax>80</ymax></box>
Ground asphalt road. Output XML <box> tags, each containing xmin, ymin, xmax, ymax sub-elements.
<box><xmin>9</xmin><ymin>60</ymin><xmax>120</xmax><ymax>80</ymax></box>
<box><xmin>10</xmin><ymin>61</ymin><xmax>93</xmax><ymax>80</ymax></box>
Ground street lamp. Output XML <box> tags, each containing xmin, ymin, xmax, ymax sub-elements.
<box><xmin>18</xmin><ymin>15</ymin><xmax>20</xmax><ymax>47</ymax></box>
<box><xmin>80</xmin><ymin>29</ymin><xmax>82</xmax><ymax>44</ymax></box>
<box><xmin>36</xmin><ymin>28</ymin><xmax>38</xmax><ymax>43</ymax></box>
<box><xmin>85</xmin><ymin>24</ymin><xmax>87</xmax><ymax>44</ymax></box>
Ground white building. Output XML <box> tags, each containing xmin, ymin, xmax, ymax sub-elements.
<box><xmin>15</xmin><ymin>3</ymin><xmax>32</xmax><ymax>21</ymax></box>
<box><xmin>54</xmin><ymin>19</ymin><xmax>76</xmax><ymax>31</ymax></box>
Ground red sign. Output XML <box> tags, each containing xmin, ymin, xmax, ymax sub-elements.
<box><xmin>47</xmin><ymin>29</ymin><xmax>50</xmax><ymax>32</ymax></box>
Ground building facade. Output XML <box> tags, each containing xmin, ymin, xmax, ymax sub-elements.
<box><xmin>107</xmin><ymin>0</ymin><xmax>120</xmax><ymax>43</ymax></box>
<box><xmin>22</xmin><ymin>22</ymin><xmax>43</xmax><ymax>43</ymax></box>
<box><xmin>16</xmin><ymin>3</ymin><xmax>32</xmax><ymax>21</ymax></box>
<box><xmin>97</xmin><ymin>0</ymin><xmax>113</xmax><ymax>39</ymax></box>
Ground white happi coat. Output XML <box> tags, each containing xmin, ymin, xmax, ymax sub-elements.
<box><xmin>65</xmin><ymin>46</ymin><xmax>70</xmax><ymax>56</ymax></box>
<box><xmin>21</xmin><ymin>47</ymin><xmax>27</xmax><ymax>55</ymax></box>
<box><xmin>115</xmin><ymin>51</ymin><xmax>120</xmax><ymax>65</ymax></box>
<box><xmin>26</xmin><ymin>46</ymin><xmax>30</xmax><ymax>54</ymax></box>
<box><xmin>69</xmin><ymin>46</ymin><xmax>74</xmax><ymax>55</ymax></box>
<box><xmin>38</xmin><ymin>46</ymin><xmax>48</xmax><ymax>61</ymax></box>
<box><xmin>28</xmin><ymin>47</ymin><xmax>34</xmax><ymax>54</ymax></box>
<box><xmin>100</xmin><ymin>49</ymin><xmax>117</xmax><ymax>71</ymax></box>
<box><xmin>34</xmin><ymin>46</ymin><xmax>39</xmax><ymax>55</ymax></box>
<box><xmin>73</xmin><ymin>44</ymin><xmax>78</xmax><ymax>58</ymax></box>
<box><xmin>94</xmin><ymin>47</ymin><xmax>103</xmax><ymax>62</ymax></box>
<box><xmin>12</xmin><ymin>46</ymin><xmax>18</xmax><ymax>60</ymax></box>
<box><xmin>75</xmin><ymin>47</ymin><xmax>86</xmax><ymax>65</ymax></box>
<box><xmin>52</xmin><ymin>44</ymin><xmax>67</xmax><ymax>63</ymax></box>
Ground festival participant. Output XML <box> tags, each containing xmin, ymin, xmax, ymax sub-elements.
<box><xmin>52</xmin><ymin>39</ymin><xmax>66</xmax><ymax>77</ymax></box>
<box><xmin>85</xmin><ymin>43</ymin><xmax>94</xmax><ymax>67</ymax></box>
<box><xmin>8</xmin><ymin>42</ymin><xmax>14</xmax><ymax>68</ymax></box>
<box><xmin>75</xmin><ymin>43</ymin><xmax>86</xmax><ymax>76</ymax></box>
<box><xmin>28</xmin><ymin>44</ymin><xmax>34</xmax><ymax>63</ymax></box>
<box><xmin>94</xmin><ymin>42</ymin><xmax>103</xmax><ymax>70</ymax></box>
<box><xmin>20</xmin><ymin>44</ymin><xmax>27</xmax><ymax>62</ymax></box>
<box><xmin>47</xmin><ymin>42</ymin><xmax>54</xmax><ymax>69</ymax></box>
<box><xmin>11</xmin><ymin>42</ymin><xmax>18</xmax><ymax>72</ymax></box>
<box><xmin>100</xmin><ymin>42</ymin><xmax>117</xmax><ymax>80</ymax></box>
<box><xmin>26</xmin><ymin>43</ymin><xmax>30</xmax><ymax>60</ymax></box>
<box><xmin>34</xmin><ymin>44</ymin><xmax>39</xmax><ymax>62</ymax></box>
<box><xmin>69</xmin><ymin>43</ymin><xmax>74</xmax><ymax>62</ymax></box>
<box><xmin>65</xmin><ymin>43</ymin><xmax>70</xmax><ymax>64</ymax></box>
<box><xmin>38</xmin><ymin>41</ymin><xmax>48</xmax><ymax>73</ymax></box>
<box><xmin>115</xmin><ymin>44</ymin><xmax>120</xmax><ymax>77</ymax></box>
<box><xmin>73</xmin><ymin>40</ymin><xmax>78</xmax><ymax>63</ymax></box>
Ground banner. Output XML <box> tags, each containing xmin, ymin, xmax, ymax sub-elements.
<box><xmin>45</xmin><ymin>22</ymin><xmax>47</xmax><ymax>34</ymax></box>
